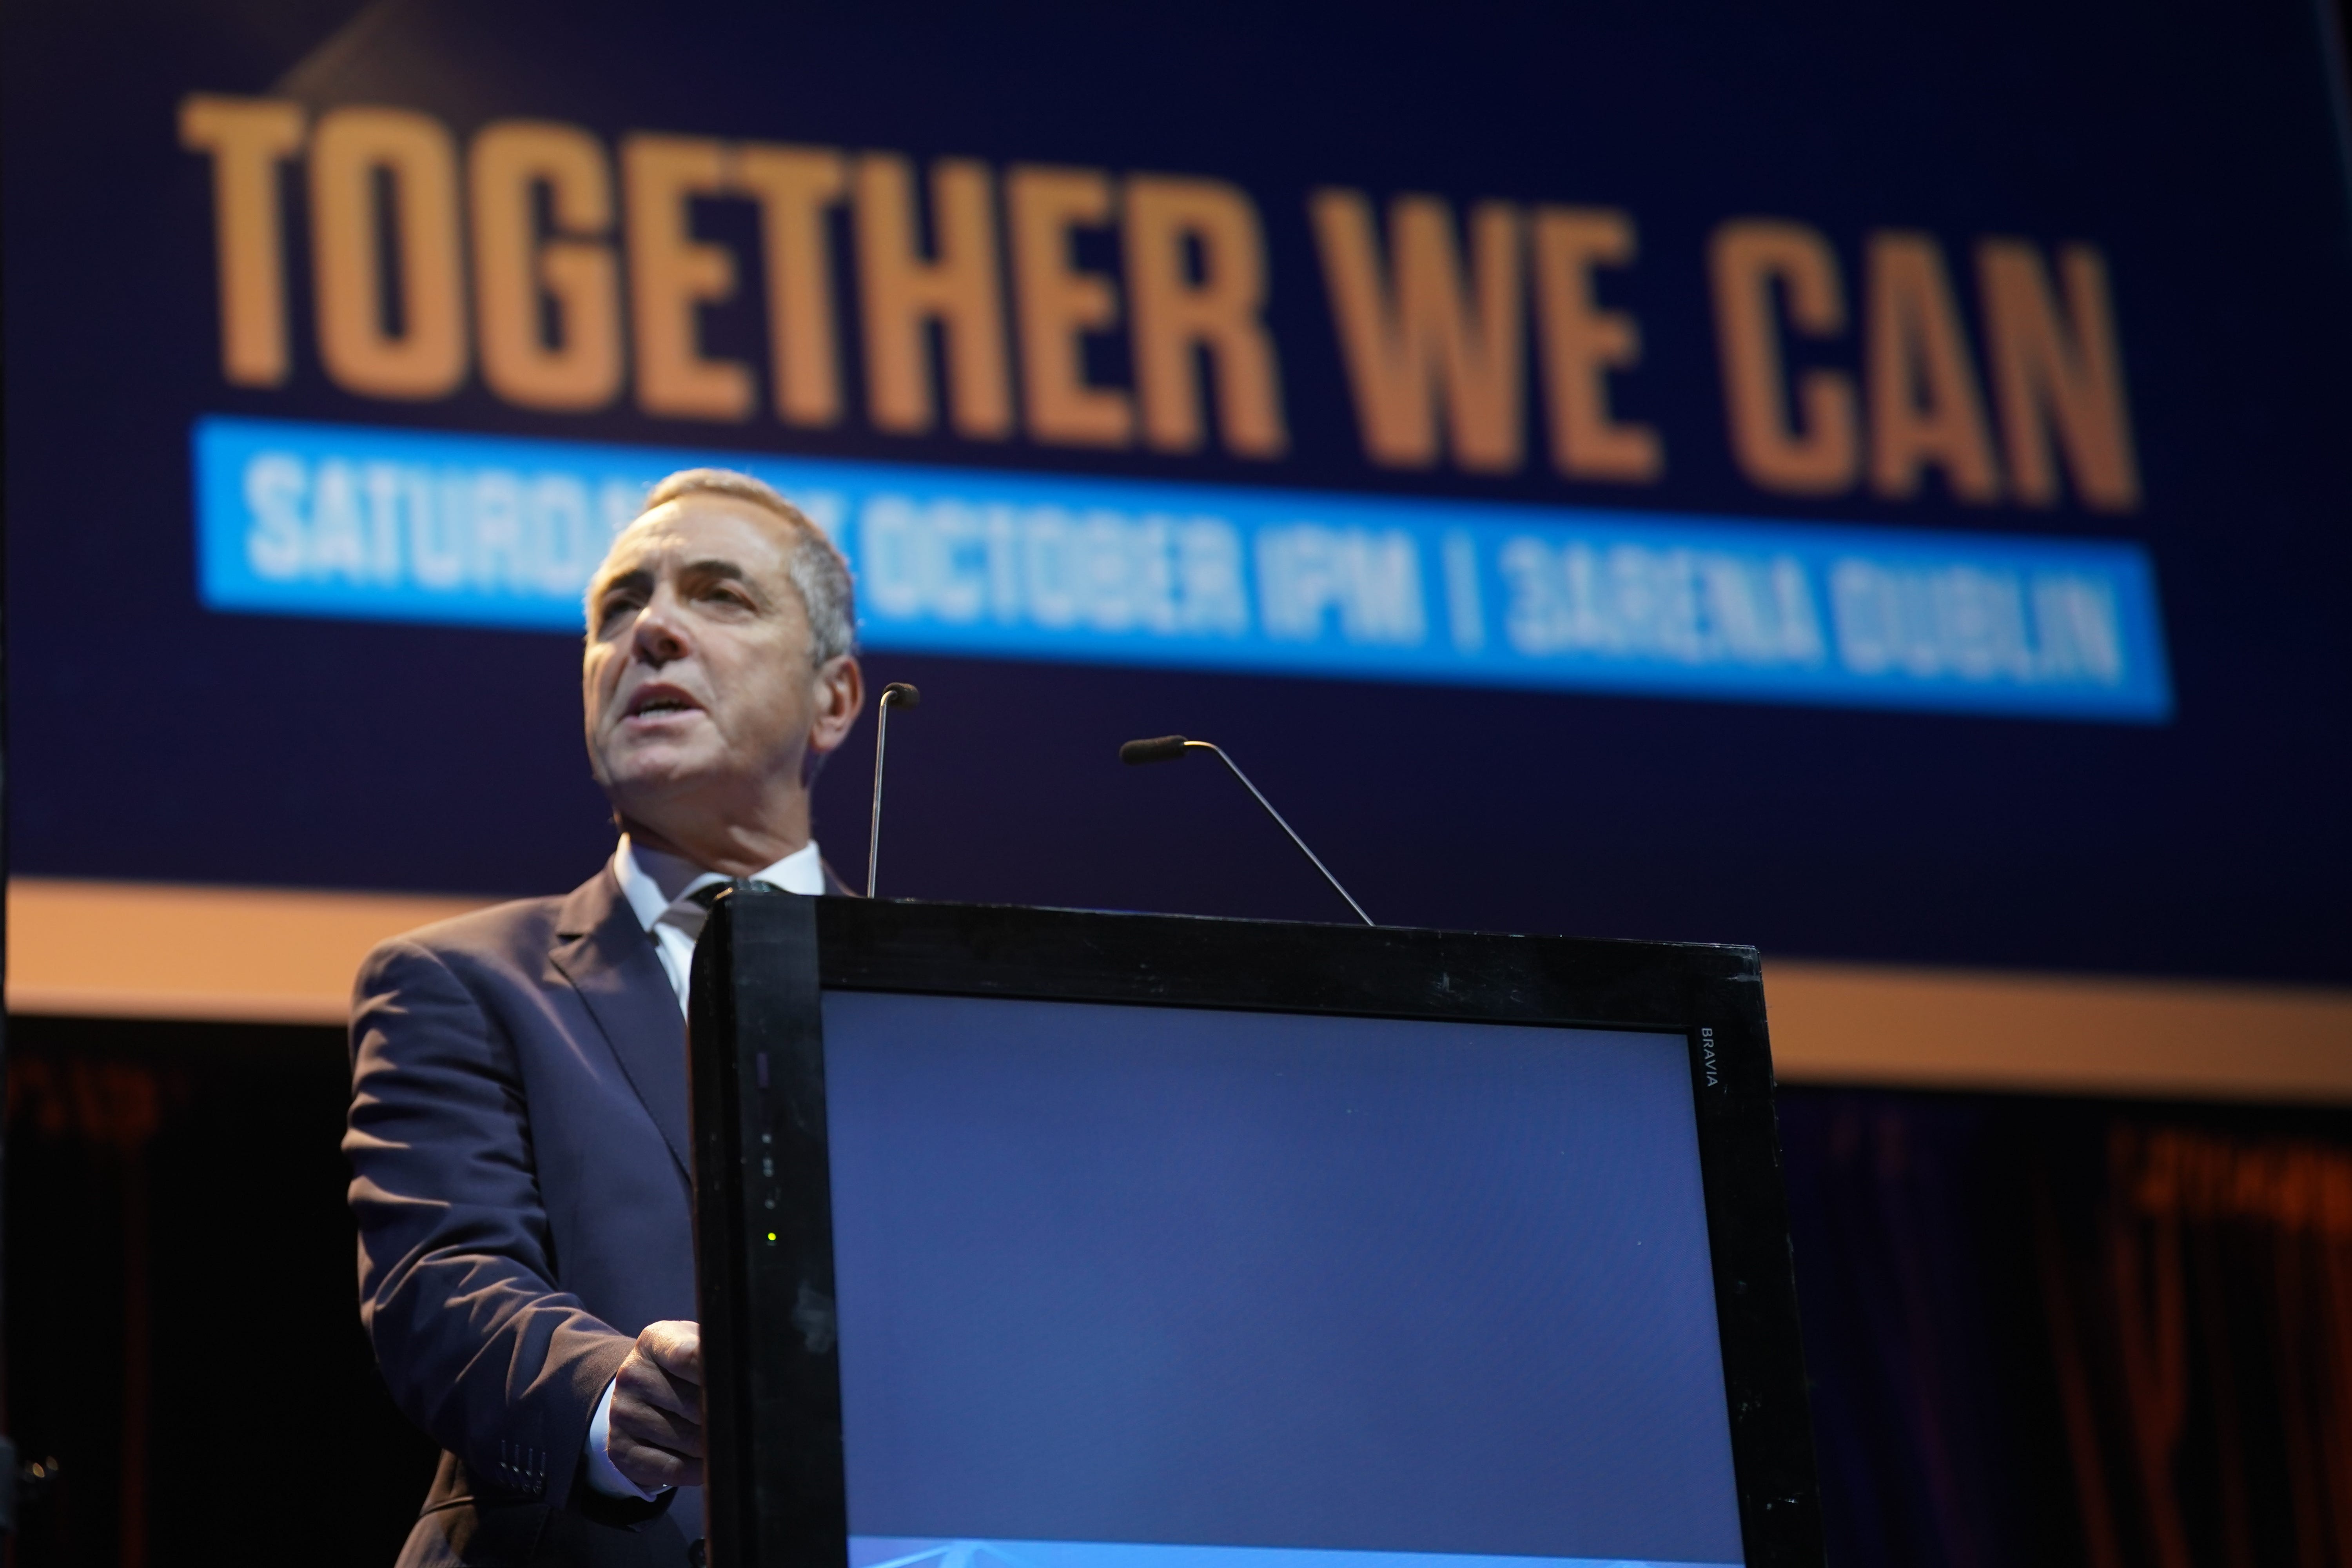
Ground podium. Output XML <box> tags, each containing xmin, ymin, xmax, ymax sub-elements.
<box><xmin>688</xmin><ymin>896</ymin><xmax>1822</xmax><ymax>1568</ymax></box>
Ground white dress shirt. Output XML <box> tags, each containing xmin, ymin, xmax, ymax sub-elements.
<box><xmin>611</xmin><ymin>834</ymin><xmax>830</xmax><ymax>1013</ymax></box>
<box><xmin>584</xmin><ymin>834</ymin><xmax>829</xmax><ymax>1500</ymax></box>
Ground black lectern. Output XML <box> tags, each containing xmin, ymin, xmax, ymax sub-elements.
<box><xmin>688</xmin><ymin>896</ymin><xmax>1822</xmax><ymax>1568</ymax></box>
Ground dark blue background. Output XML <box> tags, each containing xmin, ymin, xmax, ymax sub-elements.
<box><xmin>824</xmin><ymin>993</ymin><xmax>1742</xmax><ymax>1564</ymax></box>
<box><xmin>6</xmin><ymin>0</ymin><xmax>2350</xmax><ymax>981</ymax></box>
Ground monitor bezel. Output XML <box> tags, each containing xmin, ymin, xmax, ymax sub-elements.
<box><xmin>689</xmin><ymin>895</ymin><xmax>1822</xmax><ymax>1568</ymax></box>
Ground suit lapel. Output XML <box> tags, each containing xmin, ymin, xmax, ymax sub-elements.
<box><xmin>549</xmin><ymin>868</ymin><xmax>692</xmax><ymax>1180</ymax></box>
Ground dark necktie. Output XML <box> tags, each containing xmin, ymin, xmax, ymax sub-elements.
<box><xmin>686</xmin><ymin>877</ymin><xmax>780</xmax><ymax>913</ymax></box>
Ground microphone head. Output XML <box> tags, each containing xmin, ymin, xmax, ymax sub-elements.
<box><xmin>881</xmin><ymin>682</ymin><xmax>921</xmax><ymax>708</ymax></box>
<box><xmin>1119</xmin><ymin>734</ymin><xmax>1191</xmax><ymax>766</ymax></box>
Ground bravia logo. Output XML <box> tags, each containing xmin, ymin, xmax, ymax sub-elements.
<box><xmin>1700</xmin><ymin>1026</ymin><xmax>1719</xmax><ymax>1088</ymax></box>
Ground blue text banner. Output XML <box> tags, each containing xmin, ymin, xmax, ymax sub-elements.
<box><xmin>195</xmin><ymin>416</ymin><xmax>2170</xmax><ymax>723</ymax></box>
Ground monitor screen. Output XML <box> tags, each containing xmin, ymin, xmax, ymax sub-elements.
<box><xmin>819</xmin><ymin>991</ymin><xmax>1746</xmax><ymax>1568</ymax></box>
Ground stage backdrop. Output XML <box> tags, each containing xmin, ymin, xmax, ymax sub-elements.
<box><xmin>6</xmin><ymin>0</ymin><xmax>2350</xmax><ymax>985</ymax></box>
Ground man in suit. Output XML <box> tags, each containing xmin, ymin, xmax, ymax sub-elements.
<box><xmin>345</xmin><ymin>468</ymin><xmax>865</xmax><ymax>1566</ymax></box>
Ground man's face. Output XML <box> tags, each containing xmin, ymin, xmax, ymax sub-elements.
<box><xmin>582</xmin><ymin>496</ymin><xmax>844</xmax><ymax>831</ymax></box>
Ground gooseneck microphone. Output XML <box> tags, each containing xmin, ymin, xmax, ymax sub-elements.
<box><xmin>1120</xmin><ymin>735</ymin><xmax>1375</xmax><ymax>926</ymax></box>
<box><xmin>866</xmin><ymin>682</ymin><xmax>920</xmax><ymax>897</ymax></box>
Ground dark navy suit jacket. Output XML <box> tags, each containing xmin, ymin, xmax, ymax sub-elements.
<box><xmin>347</xmin><ymin>860</ymin><xmax>845</xmax><ymax>1566</ymax></box>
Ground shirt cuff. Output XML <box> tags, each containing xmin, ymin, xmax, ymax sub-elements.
<box><xmin>584</xmin><ymin>1376</ymin><xmax>670</xmax><ymax>1501</ymax></box>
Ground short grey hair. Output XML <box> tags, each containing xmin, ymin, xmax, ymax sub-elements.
<box><xmin>633</xmin><ymin>468</ymin><xmax>858</xmax><ymax>663</ymax></box>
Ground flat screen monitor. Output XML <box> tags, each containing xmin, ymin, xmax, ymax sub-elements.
<box><xmin>689</xmin><ymin>899</ymin><xmax>1820</xmax><ymax>1568</ymax></box>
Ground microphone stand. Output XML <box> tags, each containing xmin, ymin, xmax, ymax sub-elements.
<box><xmin>1120</xmin><ymin>735</ymin><xmax>1374</xmax><ymax>926</ymax></box>
<box><xmin>866</xmin><ymin>683</ymin><xmax>920</xmax><ymax>898</ymax></box>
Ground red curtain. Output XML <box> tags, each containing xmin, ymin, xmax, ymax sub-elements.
<box><xmin>2044</xmin><ymin>1126</ymin><xmax>2352</xmax><ymax>1568</ymax></box>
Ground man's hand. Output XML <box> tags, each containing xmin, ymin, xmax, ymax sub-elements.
<box><xmin>608</xmin><ymin>1319</ymin><xmax>704</xmax><ymax>1491</ymax></box>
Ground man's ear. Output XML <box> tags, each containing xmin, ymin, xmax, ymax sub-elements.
<box><xmin>806</xmin><ymin>654</ymin><xmax>865</xmax><ymax>759</ymax></box>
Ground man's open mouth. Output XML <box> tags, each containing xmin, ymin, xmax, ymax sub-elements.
<box><xmin>624</xmin><ymin>687</ymin><xmax>701</xmax><ymax>719</ymax></box>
